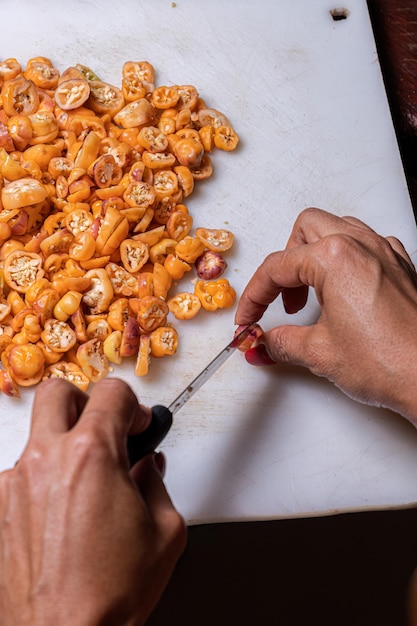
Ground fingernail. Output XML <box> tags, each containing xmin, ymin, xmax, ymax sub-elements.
<box><xmin>245</xmin><ymin>343</ymin><xmax>276</xmax><ymax>366</ymax></box>
<box><xmin>154</xmin><ymin>451</ymin><xmax>166</xmax><ymax>477</ymax></box>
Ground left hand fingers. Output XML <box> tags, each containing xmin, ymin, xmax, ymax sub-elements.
<box><xmin>29</xmin><ymin>378</ymin><xmax>152</xmax><ymax>468</ymax></box>
<box><xmin>73</xmin><ymin>378</ymin><xmax>152</xmax><ymax>462</ymax></box>
<box><xmin>30</xmin><ymin>378</ymin><xmax>88</xmax><ymax>438</ymax></box>
<box><xmin>235</xmin><ymin>248</ymin><xmax>305</xmax><ymax>325</ymax></box>
<box><xmin>342</xmin><ymin>217</ymin><xmax>415</xmax><ymax>269</ymax></box>
<box><xmin>280</xmin><ymin>214</ymin><xmax>378</xmax><ymax>315</ymax></box>
<box><xmin>285</xmin><ymin>208</ymin><xmax>376</xmax><ymax>249</ymax></box>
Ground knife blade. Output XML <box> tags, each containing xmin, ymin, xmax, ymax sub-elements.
<box><xmin>127</xmin><ymin>323</ymin><xmax>257</xmax><ymax>466</ymax></box>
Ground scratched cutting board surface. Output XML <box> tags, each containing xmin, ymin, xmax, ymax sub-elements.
<box><xmin>2</xmin><ymin>0</ymin><xmax>417</xmax><ymax>524</ymax></box>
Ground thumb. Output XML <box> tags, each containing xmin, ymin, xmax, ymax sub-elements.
<box><xmin>245</xmin><ymin>324</ymin><xmax>315</xmax><ymax>368</ymax></box>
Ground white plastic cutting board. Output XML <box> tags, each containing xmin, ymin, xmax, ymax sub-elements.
<box><xmin>1</xmin><ymin>0</ymin><xmax>417</xmax><ymax>525</ymax></box>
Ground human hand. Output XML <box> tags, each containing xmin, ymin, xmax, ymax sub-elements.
<box><xmin>0</xmin><ymin>377</ymin><xmax>187</xmax><ymax>626</ymax></box>
<box><xmin>235</xmin><ymin>207</ymin><xmax>417</xmax><ymax>424</ymax></box>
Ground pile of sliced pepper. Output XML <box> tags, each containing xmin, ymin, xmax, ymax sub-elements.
<box><xmin>0</xmin><ymin>57</ymin><xmax>239</xmax><ymax>396</ymax></box>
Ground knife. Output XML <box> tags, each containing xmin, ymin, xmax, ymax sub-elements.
<box><xmin>127</xmin><ymin>323</ymin><xmax>257</xmax><ymax>466</ymax></box>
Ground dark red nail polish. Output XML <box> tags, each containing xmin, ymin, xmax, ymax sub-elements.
<box><xmin>245</xmin><ymin>344</ymin><xmax>276</xmax><ymax>366</ymax></box>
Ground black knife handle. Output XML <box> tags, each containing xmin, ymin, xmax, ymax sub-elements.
<box><xmin>127</xmin><ymin>405</ymin><xmax>173</xmax><ymax>467</ymax></box>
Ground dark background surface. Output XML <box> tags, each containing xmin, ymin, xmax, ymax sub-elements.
<box><xmin>147</xmin><ymin>510</ymin><xmax>417</xmax><ymax>625</ymax></box>
<box><xmin>147</xmin><ymin>3</ymin><xmax>417</xmax><ymax>624</ymax></box>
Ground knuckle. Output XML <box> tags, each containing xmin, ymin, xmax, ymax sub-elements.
<box><xmin>320</xmin><ymin>233</ymin><xmax>387</xmax><ymax>285</ymax></box>
<box><xmin>95</xmin><ymin>376</ymin><xmax>136</xmax><ymax>402</ymax></box>
<box><xmin>37</xmin><ymin>376</ymin><xmax>74</xmax><ymax>397</ymax></box>
<box><xmin>298</xmin><ymin>206</ymin><xmax>319</xmax><ymax>222</ymax></box>
<box><xmin>320</xmin><ymin>233</ymin><xmax>355</xmax><ymax>260</ymax></box>
<box><xmin>318</xmin><ymin>233</ymin><xmax>380</xmax><ymax>279</ymax></box>
<box><xmin>70</xmin><ymin>424</ymin><xmax>110</xmax><ymax>464</ymax></box>
<box><xmin>262</xmin><ymin>250</ymin><xmax>280</xmax><ymax>268</ymax></box>
<box><xmin>12</xmin><ymin>445</ymin><xmax>50</xmax><ymax>494</ymax></box>
<box><xmin>19</xmin><ymin>443</ymin><xmax>49</xmax><ymax>475</ymax></box>
<box><xmin>293</xmin><ymin>206</ymin><xmax>323</xmax><ymax>233</ymax></box>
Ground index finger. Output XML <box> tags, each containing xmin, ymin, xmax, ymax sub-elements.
<box><xmin>235</xmin><ymin>247</ymin><xmax>309</xmax><ymax>325</ymax></box>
